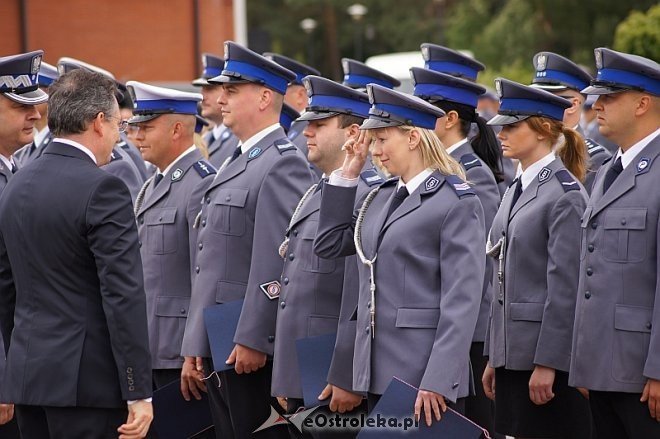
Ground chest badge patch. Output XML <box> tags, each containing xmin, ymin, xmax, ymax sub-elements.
<box><xmin>260</xmin><ymin>281</ymin><xmax>281</xmax><ymax>300</ymax></box>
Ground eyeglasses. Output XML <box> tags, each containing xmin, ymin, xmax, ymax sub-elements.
<box><xmin>105</xmin><ymin>115</ymin><xmax>129</xmax><ymax>133</ymax></box>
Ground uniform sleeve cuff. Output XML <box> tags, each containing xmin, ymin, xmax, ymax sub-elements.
<box><xmin>328</xmin><ymin>169</ymin><xmax>359</xmax><ymax>187</ymax></box>
<box><xmin>127</xmin><ymin>398</ymin><xmax>152</xmax><ymax>405</ymax></box>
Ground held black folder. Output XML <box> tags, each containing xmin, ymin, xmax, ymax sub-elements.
<box><xmin>152</xmin><ymin>379</ymin><xmax>213</xmax><ymax>439</ymax></box>
<box><xmin>357</xmin><ymin>377</ymin><xmax>490</xmax><ymax>438</ymax></box>
<box><xmin>295</xmin><ymin>332</ymin><xmax>338</xmax><ymax>407</ymax></box>
<box><xmin>204</xmin><ymin>299</ymin><xmax>244</xmax><ymax>372</ymax></box>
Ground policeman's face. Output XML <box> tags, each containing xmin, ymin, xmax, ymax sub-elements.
<box><xmin>132</xmin><ymin>115</ymin><xmax>174</xmax><ymax>169</ymax></box>
<box><xmin>97</xmin><ymin>102</ymin><xmax>122</xmax><ymax>166</ymax></box>
<box><xmin>369</xmin><ymin>126</ymin><xmax>410</xmax><ymax>177</ymax></box>
<box><xmin>0</xmin><ymin>95</ymin><xmax>41</xmax><ymax>154</ymax></box>
<box><xmin>303</xmin><ymin>116</ymin><xmax>346</xmax><ymax>172</ymax></box>
<box><xmin>592</xmin><ymin>91</ymin><xmax>640</xmax><ymax>146</ymax></box>
<box><xmin>200</xmin><ymin>84</ymin><xmax>224</xmax><ymax>123</ymax></box>
<box><xmin>497</xmin><ymin>121</ymin><xmax>543</xmax><ymax>162</ymax></box>
<box><xmin>217</xmin><ymin>83</ymin><xmax>261</xmax><ymax>138</ymax></box>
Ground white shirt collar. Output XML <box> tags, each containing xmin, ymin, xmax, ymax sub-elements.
<box><xmin>520</xmin><ymin>152</ymin><xmax>555</xmax><ymax>191</ymax></box>
<box><xmin>212</xmin><ymin>123</ymin><xmax>228</xmax><ymax>139</ymax></box>
<box><xmin>239</xmin><ymin>123</ymin><xmax>280</xmax><ymax>154</ymax></box>
<box><xmin>158</xmin><ymin>145</ymin><xmax>197</xmax><ymax>176</ymax></box>
<box><xmin>445</xmin><ymin>138</ymin><xmax>469</xmax><ymax>155</ymax></box>
<box><xmin>615</xmin><ymin>128</ymin><xmax>660</xmax><ymax>170</ymax></box>
<box><xmin>34</xmin><ymin>126</ymin><xmax>50</xmax><ymax>148</ymax></box>
<box><xmin>0</xmin><ymin>155</ymin><xmax>13</xmax><ymax>172</ymax></box>
<box><xmin>53</xmin><ymin>138</ymin><xmax>97</xmax><ymax>164</ymax></box>
<box><xmin>397</xmin><ymin>168</ymin><xmax>433</xmax><ymax>194</ymax></box>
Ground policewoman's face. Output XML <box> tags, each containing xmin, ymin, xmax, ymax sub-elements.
<box><xmin>497</xmin><ymin>121</ymin><xmax>539</xmax><ymax>161</ymax></box>
<box><xmin>0</xmin><ymin>95</ymin><xmax>41</xmax><ymax>151</ymax></box>
<box><xmin>370</xmin><ymin>127</ymin><xmax>410</xmax><ymax>177</ymax></box>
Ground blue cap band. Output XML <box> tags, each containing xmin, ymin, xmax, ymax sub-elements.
<box><xmin>223</xmin><ymin>59</ymin><xmax>290</xmax><ymax>94</ymax></box>
<box><xmin>425</xmin><ymin>61</ymin><xmax>479</xmax><ymax>81</ymax></box>
<box><xmin>535</xmin><ymin>68</ymin><xmax>589</xmax><ymax>90</ymax></box>
<box><xmin>308</xmin><ymin>95</ymin><xmax>371</xmax><ymax>118</ymax></box>
<box><xmin>499</xmin><ymin>98</ymin><xmax>565</xmax><ymax>121</ymax></box>
<box><xmin>134</xmin><ymin>99</ymin><xmax>198</xmax><ymax>115</ymax></box>
<box><xmin>38</xmin><ymin>75</ymin><xmax>55</xmax><ymax>87</ymax></box>
<box><xmin>596</xmin><ymin>68</ymin><xmax>660</xmax><ymax>95</ymax></box>
<box><xmin>413</xmin><ymin>83</ymin><xmax>479</xmax><ymax>107</ymax></box>
<box><xmin>375</xmin><ymin>103</ymin><xmax>438</xmax><ymax>129</ymax></box>
<box><xmin>343</xmin><ymin>74</ymin><xmax>395</xmax><ymax>89</ymax></box>
<box><xmin>203</xmin><ymin>66</ymin><xmax>223</xmax><ymax>79</ymax></box>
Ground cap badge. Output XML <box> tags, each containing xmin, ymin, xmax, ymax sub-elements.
<box><xmin>495</xmin><ymin>79</ymin><xmax>502</xmax><ymax>97</ymax></box>
<box><xmin>595</xmin><ymin>50</ymin><xmax>603</xmax><ymax>70</ymax></box>
<box><xmin>536</xmin><ymin>54</ymin><xmax>547</xmax><ymax>71</ymax></box>
<box><xmin>31</xmin><ymin>55</ymin><xmax>42</xmax><ymax>74</ymax></box>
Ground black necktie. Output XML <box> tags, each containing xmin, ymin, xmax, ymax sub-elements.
<box><xmin>386</xmin><ymin>186</ymin><xmax>409</xmax><ymax>219</ymax></box>
<box><xmin>205</xmin><ymin>131</ymin><xmax>216</xmax><ymax>146</ymax></box>
<box><xmin>153</xmin><ymin>173</ymin><xmax>164</xmax><ymax>187</ymax></box>
<box><xmin>10</xmin><ymin>162</ymin><xmax>17</xmax><ymax>174</ymax></box>
<box><xmin>509</xmin><ymin>178</ymin><xmax>523</xmax><ymax>211</ymax></box>
<box><xmin>602</xmin><ymin>157</ymin><xmax>623</xmax><ymax>194</ymax></box>
<box><xmin>229</xmin><ymin>146</ymin><xmax>242</xmax><ymax>163</ymax></box>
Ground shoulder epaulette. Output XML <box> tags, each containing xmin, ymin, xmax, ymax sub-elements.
<box><xmin>459</xmin><ymin>153</ymin><xmax>482</xmax><ymax>171</ymax></box>
<box><xmin>585</xmin><ymin>138</ymin><xmax>606</xmax><ymax>157</ymax></box>
<box><xmin>554</xmin><ymin>169</ymin><xmax>580</xmax><ymax>192</ymax></box>
<box><xmin>274</xmin><ymin>139</ymin><xmax>297</xmax><ymax>154</ymax></box>
<box><xmin>445</xmin><ymin>174</ymin><xmax>475</xmax><ymax>198</ymax></box>
<box><xmin>359</xmin><ymin>167</ymin><xmax>384</xmax><ymax>187</ymax></box>
<box><xmin>109</xmin><ymin>149</ymin><xmax>122</xmax><ymax>162</ymax></box>
<box><xmin>193</xmin><ymin>160</ymin><xmax>216</xmax><ymax>178</ymax></box>
<box><xmin>381</xmin><ymin>177</ymin><xmax>398</xmax><ymax>188</ymax></box>
<box><xmin>117</xmin><ymin>140</ymin><xmax>128</xmax><ymax>148</ymax></box>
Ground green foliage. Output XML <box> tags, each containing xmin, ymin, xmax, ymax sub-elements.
<box><xmin>613</xmin><ymin>5</ymin><xmax>660</xmax><ymax>61</ymax></box>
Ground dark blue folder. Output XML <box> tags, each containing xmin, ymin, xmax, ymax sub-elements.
<box><xmin>295</xmin><ymin>332</ymin><xmax>337</xmax><ymax>407</ymax></box>
<box><xmin>357</xmin><ymin>377</ymin><xmax>490</xmax><ymax>438</ymax></box>
<box><xmin>204</xmin><ymin>299</ymin><xmax>244</xmax><ymax>372</ymax></box>
<box><xmin>152</xmin><ymin>379</ymin><xmax>213</xmax><ymax>439</ymax></box>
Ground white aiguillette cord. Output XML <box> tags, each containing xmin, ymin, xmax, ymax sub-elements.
<box><xmin>354</xmin><ymin>186</ymin><xmax>381</xmax><ymax>339</ymax></box>
<box><xmin>278</xmin><ymin>183</ymin><xmax>318</xmax><ymax>258</ymax></box>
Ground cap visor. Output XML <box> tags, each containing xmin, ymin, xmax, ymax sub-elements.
<box><xmin>297</xmin><ymin>110</ymin><xmax>339</xmax><ymax>122</ymax></box>
<box><xmin>530</xmin><ymin>83</ymin><xmax>570</xmax><ymax>92</ymax></box>
<box><xmin>487</xmin><ymin>114</ymin><xmax>530</xmax><ymax>126</ymax></box>
<box><xmin>128</xmin><ymin>114</ymin><xmax>161</xmax><ymax>124</ymax></box>
<box><xmin>3</xmin><ymin>88</ymin><xmax>48</xmax><ymax>105</ymax></box>
<box><xmin>580</xmin><ymin>85</ymin><xmax>626</xmax><ymax>95</ymax></box>
<box><xmin>360</xmin><ymin>118</ymin><xmax>402</xmax><ymax>130</ymax></box>
<box><xmin>208</xmin><ymin>74</ymin><xmax>251</xmax><ymax>85</ymax></box>
<box><xmin>191</xmin><ymin>78</ymin><xmax>210</xmax><ymax>87</ymax></box>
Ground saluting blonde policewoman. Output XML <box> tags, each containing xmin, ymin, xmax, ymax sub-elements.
<box><xmin>314</xmin><ymin>84</ymin><xmax>485</xmax><ymax>427</ymax></box>
<box><xmin>482</xmin><ymin>78</ymin><xmax>591</xmax><ymax>439</ymax></box>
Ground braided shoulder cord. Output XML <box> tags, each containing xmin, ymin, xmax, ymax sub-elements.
<box><xmin>134</xmin><ymin>175</ymin><xmax>155</xmax><ymax>217</ymax></box>
<box><xmin>278</xmin><ymin>183</ymin><xmax>318</xmax><ymax>258</ymax></box>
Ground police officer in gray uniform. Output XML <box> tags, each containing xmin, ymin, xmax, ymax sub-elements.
<box><xmin>180</xmin><ymin>41</ymin><xmax>314</xmax><ymax>439</ymax></box>
<box><xmin>530</xmin><ymin>51</ymin><xmax>611</xmax><ymax>193</ymax></box>
<box><xmin>128</xmin><ymin>81</ymin><xmax>216</xmax><ymax>393</ymax></box>
<box><xmin>0</xmin><ymin>49</ymin><xmax>48</xmax><ymax>439</ymax></box>
<box><xmin>315</xmin><ymin>84</ymin><xmax>485</xmax><ymax>426</ymax></box>
<box><xmin>570</xmin><ymin>48</ymin><xmax>660</xmax><ymax>439</ymax></box>
<box><xmin>192</xmin><ymin>53</ymin><xmax>240</xmax><ymax>169</ymax></box>
<box><xmin>272</xmin><ymin>76</ymin><xmax>379</xmax><ymax>438</ymax></box>
<box><xmin>483</xmin><ymin>79</ymin><xmax>591</xmax><ymax>438</ymax></box>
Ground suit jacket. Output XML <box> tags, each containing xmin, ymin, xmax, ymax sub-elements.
<box><xmin>486</xmin><ymin>158</ymin><xmax>587</xmax><ymax>372</ymax></box>
<box><xmin>181</xmin><ymin>127</ymin><xmax>315</xmax><ymax>358</ymax></box>
<box><xmin>102</xmin><ymin>145</ymin><xmax>144</xmax><ymax>204</ymax></box>
<box><xmin>314</xmin><ymin>171</ymin><xmax>485</xmax><ymax>402</ymax></box>
<box><xmin>206</xmin><ymin>127</ymin><xmax>240</xmax><ymax>170</ymax></box>
<box><xmin>0</xmin><ymin>141</ymin><xmax>151</xmax><ymax>408</ymax></box>
<box><xmin>450</xmin><ymin>142</ymin><xmax>500</xmax><ymax>343</ymax></box>
<box><xmin>272</xmin><ymin>170</ymin><xmax>382</xmax><ymax>398</ymax></box>
<box><xmin>136</xmin><ymin>149</ymin><xmax>215</xmax><ymax>370</ymax></box>
<box><xmin>0</xmin><ymin>163</ymin><xmax>13</xmax><ymax>399</ymax></box>
<box><xmin>570</xmin><ymin>134</ymin><xmax>660</xmax><ymax>393</ymax></box>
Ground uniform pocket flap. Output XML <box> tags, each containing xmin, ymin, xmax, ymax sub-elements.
<box><xmin>604</xmin><ymin>208</ymin><xmax>646</xmax><ymax>230</ymax></box>
<box><xmin>395</xmin><ymin>308</ymin><xmax>440</xmax><ymax>328</ymax></box>
<box><xmin>509</xmin><ymin>302</ymin><xmax>544</xmax><ymax>322</ymax></box>
<box><xmin>614</xmin><ymin>305</ymin><xmax>652</xmax><ymax>333</ymax></box>
<box><xmin>155</xmin><ymin>296</ymin><xmax>190</xmax><ymax>317</ymax></box>
<box><xmin>145</xmin><ymin>207</ymin><xmax>177</xmax><ymax>225</ymax></box>
<box><xmin>215</xmin><ymin>280</ymin><xmax>247</xmax><ymax>303</ymax></box>
<box><xmin>307</xmin><ymin>315</ymin><xmax>339</xmax><ymax>337</ymax></box>
<box><xmin>214</xmin><ymin>188</ymin><xmax>248</xmax><ymax>207</ymax></box>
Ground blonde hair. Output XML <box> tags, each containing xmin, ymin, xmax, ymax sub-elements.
<box><xmin>194</xmin><ymin>132</ymin><xmax>209</xmax><ymax>159</ymax></box>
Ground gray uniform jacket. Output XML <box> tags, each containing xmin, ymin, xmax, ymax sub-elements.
<box><xmin>272</xmin><ymin>170</ymin><xmax>382</xmax><ymax>398</ymax></box>
<box><xmin>485</xmin><ymin>158</ymin><xmax>587</xmax><ymax>372</ymax></box>
<box><xmin>584</xmin><ymin>138</ymin><xmax>611</xmax><ymax>194</ymax></box>
<box><xmin>0</xmin><ymin>163</ymin><xmax>11</xmax><ymax>392</ymax></box>
<box><xmin>136</xmin><ymin>149</ymin><xmax>215</xmax><ymax>370</ymax></box>
<box><xmin>181</xmin><ymin>127</ymin><xmax>315</xmax><ymax>358</ymax></box>
<box><xmin>102</xmin><ymin>146</ymin><xmax>144</xmax><ymax>204</ymax></box>
<box><xmin>206</xmin><ymin>127</ymin><xmax>240</xmax><ymax>170</ymax></box>
<box><xmin>14</xmin><ymin>130</ymin><xmax>52</xmax><ymax>167</ymax></box>
<box><xmin>119</xmin><ymin>133</ymin><xmax>150</xmax><ymax>182</ymax></box>
<box><xmin>314</xmin><ymin>171</ymin><xmax>485</xmax><ymax>402</ymax></box>
<box><xmin>570</xmin><ymin>135</ymin><xmax>660</xmax><ymax>393</ymax></box>
<box><xmin>450</xmin><ymin>142</ymin><xmax>500</xmax><ymax>342</ymax></box>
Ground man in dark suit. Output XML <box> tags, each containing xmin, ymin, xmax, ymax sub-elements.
<box><xmin>0</xmin><ymin>68</ymin><xmax>153</xmax><ymax>439</ymax></box>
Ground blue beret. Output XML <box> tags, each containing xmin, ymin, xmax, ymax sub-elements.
<box><xmin>410</xmin><ymin>67</ymin><xmax>485</xmax><ymax>108</ymax></box>
<box><xmin>341</xmin><ymin>58</ymin><xmax>401</xmax><ymax>90</ymax></box>
<box><xmin>0</xmin><ymin>50</ymin><xmax>48</xmax><ymax>104</ymax></box>
<box><xmin>420</xmin><ymin>43</ymin><xmax>485</xmax><ymax>82</ymax></box>
<box><xmin>263</xmin><ymin>53</ymin><xmax>320</xmax><ymax>86</ymax></box>
<box><xmin>209</xmin><ymin>41</ymin><xmax>296</xmax><ymax>95</ymax></box>
<box><xmin>127</xmin><ymin>81</ymin><xmax>203</xmax><ymax>124</ymax></box>
<box><xmin>192</xmin><ymin>53</ymin><xmax>225</xmax><ymax>86</ymax></box>
<box><xmin>488</xmin><ymin>78</ymin><xmax>571</xmax><ymax>126</ymax></box>
<box><xmin>362</xmin><ymin>84</ymin><xmax>446</xmax><ymax>130</ymax></box>
<box><xmin>582</xmin><ymin>47</ymin><xmax>660</xmax><ymax>96</ymax></box>
<box><xmin>531</xmin><ymin>52</ymin><xmax>592</xmax><ymax>92</ymax></box>
<box><xmin>298</xmin><ymin>75</ymin><xmax>370</xmax><ymax>122</ymax></box>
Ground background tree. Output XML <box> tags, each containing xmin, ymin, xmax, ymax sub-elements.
<box><xmin>613</xmin><ymin>4</ymin><xmax>660</xmax><ymax>61</ymax></box>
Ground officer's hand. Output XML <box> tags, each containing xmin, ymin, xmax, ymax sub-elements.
<box><xmin>340</xmin><ymin>130</ymin><xmax>370</xmax><ymax>180</ymax></box>
<box><xmin>276</xmin><ymin>396</ymin><xmax>288</xmax><ymax>412</ymax></box>
<box><xmin>640</xmin><ymin>378</ymin><xmax>660</xmax><ymax>421</ymax></box>
<box><xmin>0</xmin><ymin>403</ymin><xmax>14</xmax><ymax>425</ymax></box>
<box><xmin>227</xmin><ymin>344</ymin><xmax>267</xmax><ymax>374</ymax></box>
<box><xmin>529</xmin><ymin>365</ymin><xmax>555</xmax><ymax>405</ymax></box>
<box><xmin>482</xmin><ymin>364</ymin><xmax>496</xmax><ymax>401</ymax></box>
<box><xmin>319</xmin><ymin>384</ymin><xmax>363</xmax><ymax>414</ymax></box>
<box><xmin>181</xmin><ymin>356</ymin><xmax>207</xmax><ymax>401</ymax></box>
<box><xmin>414</xmin><ymin>389</ymin><xmax>446</xmax><ymax>427</ymax></box>
<box><xmin>118</xmin><ymin>400</ymin><xmax>153</xmax><ymax>439</ymax></box>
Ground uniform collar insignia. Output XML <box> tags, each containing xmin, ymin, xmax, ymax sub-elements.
<box><xmin>538</xmin><ymin>167</ymin><xmax>552</xmax><ymax>183</ymax></box>
<box><xmin>171</xmin><ymin>168</ymin><xmax>184</xmax><ymax>181</ymax></box>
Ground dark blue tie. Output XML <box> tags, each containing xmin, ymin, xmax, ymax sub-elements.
<box><xmin>602</xmin><ymin>157</ymin><xmax>623</xmax><ymax>194</ymax></box>
<box><xmin>386</xmin><ymin>186</ymin><xmax>409</xmax><ymax>219</ymax></box>
<box><xmin>509</xmin><ymin>178</ymin><xmax>523</xmax><ymax>210</ymax></box>
<box><xmin>229</xmin><ymin>146</ymin><xmax>242</xmax><ymax>163</ymax></box>
<box><xmin>153</xmin><ymin>173</ymin><xmax>164</xmax><ymax>187</ymax></box>
<box><xmin>10</xmin><ymin>162</ymin><xmax>17</xmax><ymax>174</ymax></box>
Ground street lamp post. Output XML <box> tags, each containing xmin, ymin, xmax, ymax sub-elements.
<box><xmin>299</xmin><ymin>18</ymin><xmax>318</xmax><ymax>66</ymax></box>
<box><xmin>346</xmin><ymin>3</ymin><xmax>368</xmax><ymax>61</ymax></box>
